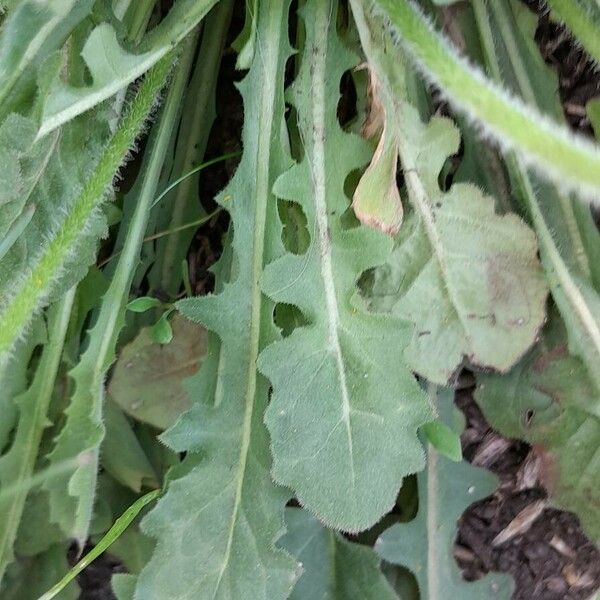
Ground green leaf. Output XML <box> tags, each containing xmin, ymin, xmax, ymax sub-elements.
<box><xmin>126</xmin><ymin>297</ymin><xmax>163</xmax><ymax>313</ymax></box>
<box><xmin>231</xmin><ymin>0</ymin><xmax>258</xmax><ymax>70</ymax></box>
<box><xmin>0</xmin><ymin>288</ymin><xmax>75</xmax><ymax>584</ymax></box>
<box><xmin>38</xmin><ymin>489</ymin><xmax>160</xmax><ymax>600</ymax></box>
<box><xmin>36</xmin><ymin>0</ymin><xmax>220</xmax><ymax>138</ymax></box>
<box><xmin>352</xmin><ymin>2</ymin><xmax>548</xmax><ymax>385</ymax></box>
<box><xmin>589</xmin><ymin>98</ymin><xmax>600</xmax><ymax>138</ymax></box>
<box><xmin>42</xmin><ymin>51</ymin><xmax>179</xmax><ymax>547</ymax></box>
<box><xmin>2</xmin><ymin>543</ymin><xmax>78</xmax><ymax>600</ymax></box>
<box><xmin>545</xmin><ymin>0</ymin><xmax>600</xmax><ymax>65</ymax></box>
<box><xmin>259</xmin><ymin>0</ymin><xmax>430</xmax><ymax>533</ymax></box>
<box><xmin>367</xmin><ymin>0</ymin><xmax>600</xmax><ymax>202</ymax></box>
<box><xmin>280</xmin><ymin>508</ymin><xmax>398</xmax><ymax>599</ymax></box>
<box><xmin>149</xmin><ymin>313</ymin><xmax>173</xmax><ymax>345</ymax></box>
<box><xmin>134</xmin><ymin>2</ymin><xmax>301</xmax><ymax>598</ymax></box>
<box><xmin>147</xmin><ymin>1</ymin><xmax>233</xmax><ymax>298</ymax></box>
<box><xmin>370</xmin><ymin>113</ymin><xmax>546</xmax><ymax>383</ymax></box>
<box><xmin>376</xmin><ymin>388</ymin><xmax>514</xmax><ymax>599</ymax></box>
<box><xmin>470</xmin><ymin>0</ymin><xmax>600</xmax><ymax>410</ymax></box>
<box><xmin>0</xmin><ymin>0</ymin><xmax>94</xmax><ymax>118</ymax></box>
<box><xmin>476</xmin><ymin>314</ymin><xmax>600</xmax><ymax>541</ymax></box>
<box><xmin>102</xmin><ymin>402</ymin><xmax>158</xmax><ymax>493</ymax></box>
<box><xmin>422</xmin><ymin>420</ymin><xmax>462</xmax><ymax>463</ymax></box>
<box><xmin>0</xmin><ymin>54</ymin><xmax>174</xmax><ymax>366</ymax></box>
<box><xmin>109</xmin><ymin>314</ymin><xmax>207</xmax><ymax>430</ymax></box>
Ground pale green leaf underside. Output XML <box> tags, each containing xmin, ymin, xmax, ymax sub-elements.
<box><xmin>371</xmin><ymin>110</ymin><xmax>547</xmax><ymax>383</ymax></box>
<box><xmin>259</xmin><ymin>0</ymin><xmax>429</xmax><ymax>533</ymax></box>
<box><xmin>135</xmin><ymin>2</ymin><xmax>300</xmax><ymax>598</ymax></box>
<box><xmin>280</xmin><ymin>508</ymin><xmax>397</xmax><ymax>600</ymax></box>
<box><xmin>476</xmin><ymin>315</ymin><xmax>600</xmax><ymax>542</ymax></box>
<box><xmin>376</xmin><ymin>389</ymin><xmax>514</xmax><ymax>599</ymax></box>
<box><xmin>36</xmin><ymin>0</ymin><xmax>219</xmax><ymax>138</ymax></box>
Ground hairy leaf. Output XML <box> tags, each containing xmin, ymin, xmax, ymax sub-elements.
<box><xmin>353</xmin><ymin>1</ymin><xmax>547</xmax><ymax>384</ymax></box>
<box><xmin>545</xmin><ymin>0</ymin><xmax>600</xmax><ymax>65</ymax></box>
<box><xmin>367</xmin><ymin>112</ymin><xmax>547</xmax><ymax>383</ymax></box>
<box><xmin>376</xmin><ymin>388</ymin><xmax>514</xmax><ymax>599</ymax></box>
<box><xmin>476</xmin><ymin>315</ymin><xmax>600</xmax><ymax>541</ymax></box>
<box><xmin>36</xmin><ymin>0</ymin><xmax>219</xmax><ymax>138</ymax></box>
<box><xmin>259</xmin><ymin>0</ymin><xmax>430</xmax><ymax>533</ymax></box>
<box><xmin>470</xmin><ymin>0</ymin><xmax>600</xmax><ymax>410</ymax></box>
<box><xmin>135</xmin><ymin>2</ymin><xmax>301</xmax><ymax>598</ymax></box>
<box><xmin>280</xmin><ymin>508</ymin><xmax>397</xmax><ymax>599</ymax></box>
<box><xmin>0</xmin><ymin>0</ymin><xmax>94</xmax><ymax>118</ymax></box>
<box><xmin>0</xmin><ymin>55</ymin><xmax>173</xmax><ymax>366</ymax></box>
<box><xmin>42</xmin><ymin>51</ymin><xmax>179</xmax><ymax>546</ymax></box>
<box><xmin>0</xmin><ymin>288</ymin><xmax>75</xmax><ymax>583</ymax></box>
<box><xmin>368</xmin><ymin>0</ymin><xmax>600</xmax><ymax>201</ymax></box>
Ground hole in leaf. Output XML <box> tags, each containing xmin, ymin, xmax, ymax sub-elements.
<box><xmin>278</xmin><ymin>199</ymin><xmax>310</xmax><ymax>254</ymax></box>
<box><xmin>382</xmin><ymin>563</ymin><xmax>421</xmax><ymax>599</ymax></box>
<box><xmin>273</xmin><ymin>303</ymin><xmax>308</xmax><ymax>337</ymax></box>
<box><xmin>337</xmin><ymin>69</ymin><xmax>358</xmax><ymax>130</ymax></box>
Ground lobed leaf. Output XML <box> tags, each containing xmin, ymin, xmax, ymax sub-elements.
<box><xmin>376</xmin><ymin>388</ymin><xmax>514</xmax><ymax>599</ymax></box>
<box><xmin>259</xmin><ymin>0</ymin><xmax>430</xmax><ymax>533</ymax></box>
<box><xmin>134</xmin><ymin>2</ymin><xmax>301</xmax><ymax>597</ymax></box>
<box><xmin>353</xmin><ymin>1</ymin><xmax>547</xmax><ymax>385</ymax></box>
<box><xmin>36</xmin><ymin>0</ymin><xmax>219</xmax><ymax>138</ymax></box>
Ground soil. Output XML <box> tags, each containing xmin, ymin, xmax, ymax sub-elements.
<box><xmin>455</xmin><ymin>383</ymin><xmax>600</xmax><ymax>600</ymax></box>
<box><xmin>76</xmin><ymin>1</ymin><xmax>600</xmax><ymax>598</ymax></box>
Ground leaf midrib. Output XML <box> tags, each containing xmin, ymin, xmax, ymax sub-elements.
<box><xmin>212</xmin><ymin>6</ymin><xmax>285</xmax><ymax>595</ymax></box>
<box><xmin>310</xmin><ymin>1</ymin><xmax>357</xmax><ymax>501</ymax></box>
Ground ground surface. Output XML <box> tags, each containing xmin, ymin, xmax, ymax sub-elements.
<box><xmin>76</xmin><ymin>1</ymin><xmax>600</xmax><ymax>598</ymax></box>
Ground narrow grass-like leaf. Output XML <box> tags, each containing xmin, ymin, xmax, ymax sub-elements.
<box><xmin>368</xmin><ymin>0</ymin><xmax>600</xmax><ymax>201</ymax></box>
<box><xmin>148</xmin><ymin>1</ymin><xmax>234</xmax><ymax>298</ymax></box>
<box><xmin>0</xmin><ymin>287</ymin><xmax>75</xmax><ymax>584</ymax></box>
<box><xmin>280</xmin><ymin>508</ymin><xmax>398</xmax><ymax>599</ymax></box>
<box><xmin>42</xmin><ymin>49</ymin><xmax>181</xmax><ymax>546</ymax></box>
<box><xmin>37</xmin><ymin>489</ymin><xmax>160</xmax><ymax>600</ymax></box>
<box><xmin>376</xmin><ymin>388</ymin><xmax>514</xmax><ymax>599</ymax></box>
<box><xmin>135</xmin><ymin>2</ymin><xmax>301</xmax><ymax>598</ymax></box>
<box><xmin>259</xmin><ymin>0</ymin><xmax>430</xmax><ymax>532</ymax></box>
